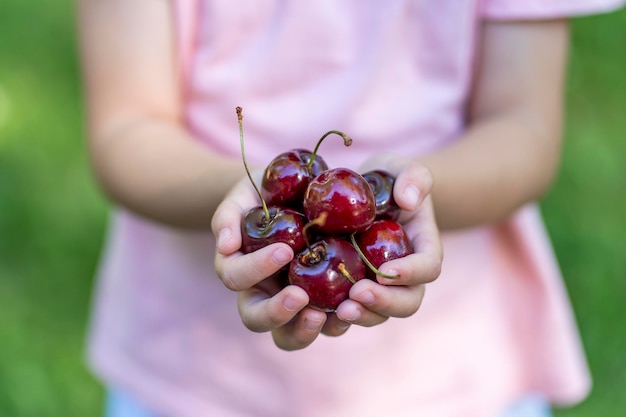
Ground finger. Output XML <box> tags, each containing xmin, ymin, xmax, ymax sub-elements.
<box><xmin>211</xmin><ymin>180</ymin><xmax>259</xmax><ymax>255</ymax></box>
<box><xmin>215</xmin><ymin>242</ymin><xmax>294</xmax><ymax>291</ymax></box>
<box><xmin>384</xmin><ymin>196</ymin><xmax>442</xmax><ymax>285</ymax></box>
<box><xmin>211</xmin><ymin>200</ymin><xmax>244</xmax><ymax>255</ymax></box>
<box><xmin>237</xmin><ymin>285</ymin><xmax>309</xmax><ymax>332</ymax></box>
<box><xmin>334</xmin><ymin>298</ymin><xmax>389</xmax><ymax>327</ymax></box>
<box><xmin>211</xmin><ymin>190</ymin><xmax>255</xmax><ymax>255</ymax></box>
<box><xmin>321</xmin><ymin>313</ymin><xmax>351</xmax><ymax>337</ymax></box>
<box><xmin>340</xmin><ymin>279</ymin><xmax>426</xmax><ymax>320</ymax></box>
<box><xmin>271</xmin><ymin>307</ymin><xmax>328</xmax><ymax>351</ymax></box>
<box><xmin>376</xmin><ymin>249</ymin><xmax>442</xmax><ymax>286</ymax></box>
<box><xmin>393</xmin><ymin>163</ymin><xmax>434</xmax><ymax>211</ymax></box>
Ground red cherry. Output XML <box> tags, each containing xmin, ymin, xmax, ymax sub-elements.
<box><xmin>241</xmin><ymin>206</ymin><xmax>307</xmax><ymax>254</ymax></box>
<box><xmin>363</xmin><ymin>170</ymin><xmax>401</xmax><ymax>221</ymax></box>
<box><xmin>353</xmin><ymin>219</ymin><xmax>413</xmax><ymax>279</ymax></box>
<box><xmin>236</xmin><ymin>107</ymin><xmax>307</xmax><ymax>255</ymax></box>
<box><xmin>288</xmin><ymin>237</ymin><xmax>366</xmax><ymax>312</ymax></box>
<box><xmin>261</xmin><ymin>149</ymin><xmax>327</xmax><ymax>208</ymax></box>
<box><xmin>261</xmin><ymin>130</ymin><xmax>352</xmax><ymax>208</ymax></box>
<box><xmin>304</xmin><ymin>168</ymin><xmax>376</xmax><ymax>235</ymax></box>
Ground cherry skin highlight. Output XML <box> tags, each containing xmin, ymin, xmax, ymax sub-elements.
<box><xmin>363</xmin><ymin>170</ymin><xmax>401</xmax><ymax>221</ymax></box>
<box><xmin>261</xmin><ymin>149</ymin><xmax>328</xmax><ymax>208</ymax></box>
<box><xmin>354</xmin><ymin>219</ymin><xmax>413</xmax><ymax>279</ymax></box>
<box><xmin>261</xmin><ymin>130</ymin><xmax>351</xmax><ymax>208</ymax></box>
<box><xmin>241</xmin><ymin>207</ymin><xmax>308</xmax><ymax>254</ymax></box>
<box><xmin>304</xmin><ymin>168</ymin><xmax>376</xmax><ymax>235</ymax></box>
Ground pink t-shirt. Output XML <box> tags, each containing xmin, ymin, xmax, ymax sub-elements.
<box><xmin>87</xmin><ymin>1</ymin><xmax>624</xmax><ymax>416</ymax></box>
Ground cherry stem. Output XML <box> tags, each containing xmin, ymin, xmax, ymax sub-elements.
<box><xmin>350</xmin><ymin>234</ymin><xmax>399</xmax><ymax>279</ymax></box>
<box><xmin>338</xmin><ymin>263</ymin><xmax>356</xmax><ymax>284</ymax></box>
<box><xmin>302</xmin><ymin>212</ymin><xmax>328</xmax><ymax>262</ymax></box>
<box><xmin>237</xmin><ymin>107</ymin><xmax>270</xmax><ymax>220</ymax></box>
<box><xmin>307</xmin><ymin>130</ymin><xmax>352</xmax><ymax>171</ymax></box>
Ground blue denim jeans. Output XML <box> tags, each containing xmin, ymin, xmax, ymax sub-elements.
<box><xmin>105</xmin><ymin>388</ymin><xmax>554</xmax><ymax>417</ymax></box>
<box><xmin>105</xmin><ymin>389</ymin><xmax>162</xmax><ymax>417</ymax></box>
<box><xmin>499</xmin><ymin>394</ymin><xmax>553</xmax><ymax>417</ymax></box>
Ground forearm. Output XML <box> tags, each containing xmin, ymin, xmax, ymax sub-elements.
<box><xmin>77</xmin><ymin>0</ymin><xmax>243</xmax><ymax>229</ymax></box>
<box><xmin>89</xmin><ymin>117</ymin><xmax>244</xmax><ymax>229</ymax></box>
<box><xmin>419</xmin><ymin>19</ymin><xmax>568</xmax><ymax>231</ymax></box>
<box><xmin>419</xmin><ymin>109</ymin><xmax>562</xmax><ymax>230</ymax></box>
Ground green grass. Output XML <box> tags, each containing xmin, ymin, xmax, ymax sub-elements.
<box><xmin>0</xmin><ymin>1</ymin><xmax>625</xmax><ymax>416</ymax></box>
<box><xmin>546</xmin><ymin>10</ymin><xmax>626</xmax><ymax>417</ymax></box>
<box><xmin>0</xmin><ymin>1</ymin><xmax>106</xmax><ymax>415</ymax></box>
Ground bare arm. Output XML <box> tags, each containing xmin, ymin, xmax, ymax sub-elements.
<box><xmin>77</xmin><ymin>0</ymin><xmax>243</xmax><ymax>229</ymax></box>
<box><xmin>414</xmin><ymin>19</ymin><xmax>569</xmax><ymax>230</ymax></box>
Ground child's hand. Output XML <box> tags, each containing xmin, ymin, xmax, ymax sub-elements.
<box><xmin>212</xmin><ymin>175</ymin><xmax>333</xmax><ymax>351</ymax></box>
<box><xmin>333</xmin><ymin>156</ymin><xmax>443</xmax><ymax>327</ymax></box>
<box><xmin>212</xmin><ymin>157</ymin><xmax>442</xmax><ymax>349</ymax></box>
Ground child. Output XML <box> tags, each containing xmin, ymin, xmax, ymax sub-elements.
<box><xmin>77</xmin><ymin>1</ymin><xmax>624</xmax><ymax>416</ymax></box>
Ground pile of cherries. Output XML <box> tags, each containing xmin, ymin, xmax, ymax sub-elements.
<box><xmin>237</xmin><ymin>107</ymin><xmax>413</xmax><ymax>312</ymax></box>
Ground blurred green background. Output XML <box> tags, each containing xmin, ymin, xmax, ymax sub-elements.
<box><xmin>0</xmin><ymin>1</ymin><xmax>624</xmax><ymax>416</ymax></box>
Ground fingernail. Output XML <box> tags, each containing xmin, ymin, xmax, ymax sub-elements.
<box><xmin>304</xmin><ymin>317</ymin><xmax>324</xmax><ymax>331</ymax></box>
<box><xmin>217</xmin><ymin>228</ymin><xmax>231</xmax><ymax>249</ymax></box>
<box><xmin>283</xmin><ymin>295</ymin><xmax>302</xmax><ymax>312</ymax></box>
<box><xmin>403</xmin><ymin>184</ymin><xmax>420</xmax><ymax>209</ymax></box>
<box><xmin>272</xmin><ymin>247</ymin><xmax>293</xmax><ymax>264</ymax></box>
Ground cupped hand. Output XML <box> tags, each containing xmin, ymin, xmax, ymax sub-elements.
<box><xmin>332</xmin><ymin>155</ymin><xmax>443</xmax><ymax>327</ymax></box>
<box><xmin>212</xmin><ymin>156</ymin><xmax>443</xmax><ymax>348</ymax></box>
<box><xmin>212</xmin><ymin>175</ymin><xmax>338</xmax><ymax>351</ymax></box>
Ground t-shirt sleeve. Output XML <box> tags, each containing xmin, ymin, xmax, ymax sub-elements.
<box><xmin>482</xmin><ymin>0</ymin><xmax>625</xmax><ymax>20</ymax></box>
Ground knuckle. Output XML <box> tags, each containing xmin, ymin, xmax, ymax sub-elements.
<box><xmin>220</xmin><ymin>268</ymin><xmax>243</xmax><ymax>292</ymax></box>
<box><xmin>265</xmin><ymin>312</ymin><xmax>288</xmax><ymax>330</ymax></box>
<box><xmin>278</xmin><ymin>342</ymin><xmax>301</xmax><ymax>352</ymax></box>
<box><xmin>209</xmin><ymin>209</ymin><xmax>223</xmax><ymax>234</ymax></box>
<box><xmin>426</xmin><ymin>257</ymin><xmax>443</xmax><ymax>283</ymax></box>
<box><xmin>384</xmin><ymin>298</ymin><xmax>410</xmax><ymax>319</ymax></box>
<box><xmin>222</xmin><ymin>253</ymin><xmax>276</xmax><ymax>292</ymax></box>
<box><xmin>362</xmin><ymin>315</ymin><xmax>389</xmax><ymax>328</ymax></box>
<box><xmin>240</xmin><ymin>314</ymin><xmax>261</xmax><ymax>332</ymax></box>
<box><xmin>273</xmin><ymin>332</ymin><xmax>307</xmax><ymax>352</ymax></box>
<box><xmin>211</xmin><ymin>201</ymin><xmax>242</xmax><ymax>232</ymax></box>
<box><xmin>402</xmin><ymin>301</ymin><xmax>421</xmax><ymax>318</ymax></box>
<box><xmin>249</xmin><ymin>259</ymin><xmax>273</xmax><ymax>284</ymax></box>
<box><xmin>245</xmin><ymin>319</ymin><xmax>272</xmax><ymax>334</ymax></box>
<box><xmin>398</xmin><ymin>289</ymin><xmax>424</xmax><ymax>318</ymax></box>
<box><xmin>375</xmin><ymin>293</ymin><xmax>394</xmax><ymax>313</ymax></box>
<box><xmin>210</xmin><ymin>204</ymin><xmax>231</xmax><ymax>232</ymax></box>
